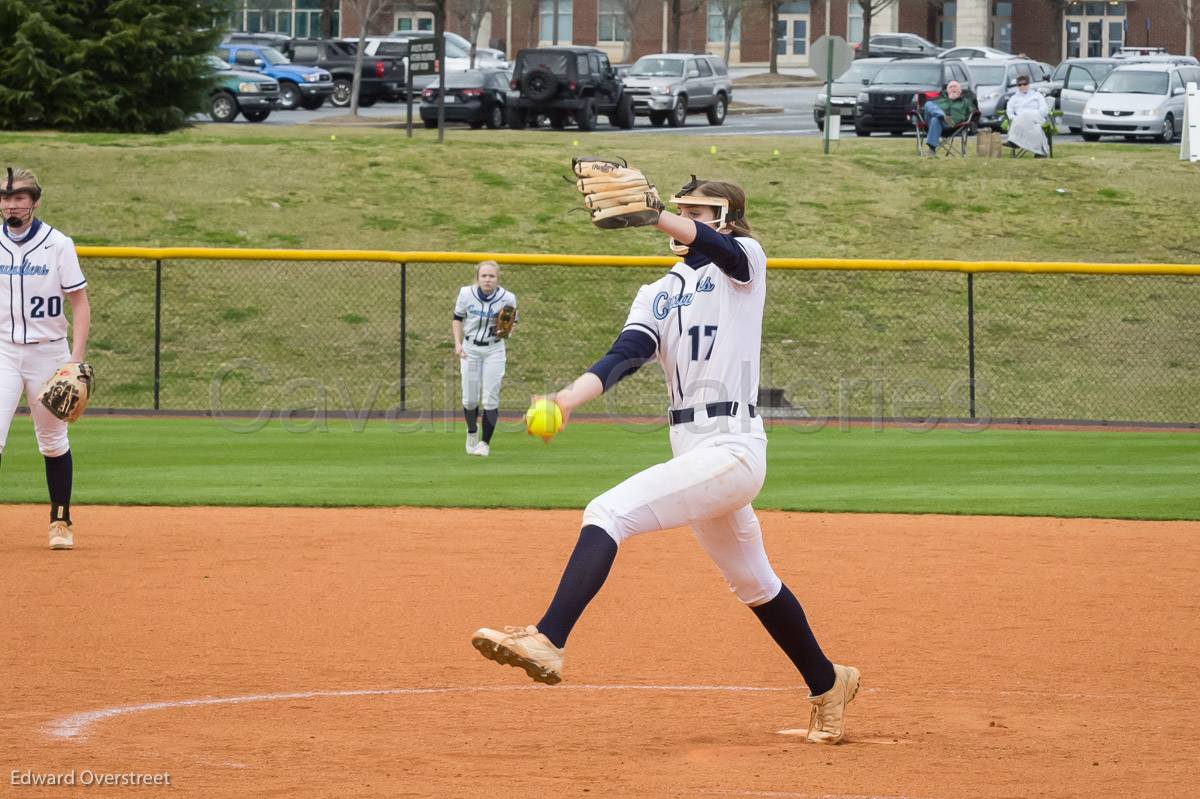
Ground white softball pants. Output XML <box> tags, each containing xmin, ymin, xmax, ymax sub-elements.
<box><xmin>582</xmin><ymin>427</ymin><xmax>782</xmax><ymax>607</ymax></box>
<box><xmin>0</xmin><ymin>339</ymin><xmax>71</xmax><ymax>457</ymax></box>
<box><xmin>460</xmin><ymin>342</ymin><xmax>506</xmax><ymax>410</ymax></box>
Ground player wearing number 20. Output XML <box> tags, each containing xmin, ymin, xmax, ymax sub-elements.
<box><xmin>473</xmin><ymin>169</ymin><xmax>861</xmax><ymax>744</ymax></box>
<box><xmin>0</xmin><ymin>167</ymin><xmax>91</xmax><ymax>550</ymax></box>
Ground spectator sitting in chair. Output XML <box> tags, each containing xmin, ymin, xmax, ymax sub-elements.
<box><xmin>1004</xmin><ymin>76</ymin><xmax>1050</xmax><ymax>157</ymax></box>
<box><xmin>923</xmin><ymin>81</ymin><xmax>974</xmax><ymax>156</ymax></box>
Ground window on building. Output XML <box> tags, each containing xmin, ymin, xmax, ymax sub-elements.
<box><xmin>540</xmin><ymin>0</ymin><xmax>573</xmax><ymax>44</ymax></box>
<box><xmin>230</xmin><ymin>1</ymin><xmax>338</xmax><ymax>37</ymax></box>
<box><xmin>707</xmin><ymin>1</ymin><xmax>742</xmax><ymax>44</ymax></box>
<box><xmin>598</xmin><ymin>0</ymin><xmax>627</xmax><ymax>43</ymax></box>
<box><xmin>848</xmin><ymin>2</ymin><xmax>862</xmax><ymax>46</ymax></box>
<box><xmin>992</xmin><ymin>1</ymin><xmax>1012</xmax><ymax>52</ymax></box>
<box><xmin>394</xmin><ymin>13</ymin><xmax>434</xmax><ymax>32</ymax></box>
<box><xmin>938</xmin><ymin>1</ymin><xmax>957</xmax><ymax>49</ymax></box>
<box><xmin>1064</xmin><ymin>1</ymin><xmax>1126</xmax><ymax>58</ymax></box>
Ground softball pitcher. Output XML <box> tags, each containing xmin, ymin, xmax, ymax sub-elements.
<box><xmin>472</xmin><ymin>165</ymin><xmax>860</xmax><ymax>744</ymax></box>
<box><xmin>452</xmin><ymin>261</ymin><xmax>517</xmax><ymax>457</ymax></box>
<box><xmin>0</xmin><ymin>167</ymin><xmax>90</xmax><ymax>550</ymax></box>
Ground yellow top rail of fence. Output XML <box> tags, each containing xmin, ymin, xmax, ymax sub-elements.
<box><xmin>75</xmin><ymin>247</ymin><xmax>1200</xmax><ymax>277</ymax></box>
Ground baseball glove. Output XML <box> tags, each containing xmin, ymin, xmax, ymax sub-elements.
<box><xmin>572</xmin><ymin>157</ymin><xmax>663</xmax><ymax>229</ymax></box>
<box><xmin>38</xmin><ymin>362</ymin><xmax>94</xmax><ymax>423</ymax></box>
<box><xmin>492</xmin><ymin>305</ymin><xmax>517</xmax><ymax>339</ymax></box>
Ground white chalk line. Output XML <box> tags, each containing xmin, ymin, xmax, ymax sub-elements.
<box><xmin>46</xmin><ymin>683</ymin><xmax>798</xmax><ymax>742</ymax></box>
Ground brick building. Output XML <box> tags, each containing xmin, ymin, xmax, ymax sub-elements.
<box><xmin>232</xmin><ymin>1</ymin><xmax>1198</xmax><ymax>67</ymax></box>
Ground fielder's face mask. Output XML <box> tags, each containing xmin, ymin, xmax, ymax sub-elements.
<box><xmin>1</xmin><ymin>167</ymin><xmax>42</xmax><ymax>228</ymax></box>
<box><xmin>668</xmin><ymin>175</ymin><xmax>744</xmax><ymax>256</ymax></box>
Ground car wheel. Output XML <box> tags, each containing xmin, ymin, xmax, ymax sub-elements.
<box><xmin>855</xmin><ymin>124</ymin><xmax>871</xmax><ymax>137</ymax></box>
<box><xmin>522</xmin><ymin>68</ymin><xmax>558</xmax><ymax>103</ymax></box>
<box><xmin>359</xmin><ymin>96</ymin><xmax>377</xmax><ymax>108</ymax></box>
<box><xmin>667</xmin><ymin>96</ymin><xmax>687</xmax><ymax>127</ymax></box>
<box><xmin>242</xmin><ymin>109</ymin><xmax>270</xmax><ymax>123</ymax></box>
<box><xmin>507</xmin><ymin>107</ymin><xmax>527</xmax><ymax>130</ymax></box>
<box><xmin>575</xmin><ymin>99</ymin><xmax>598</xmax><ymax>131</ymax></box>
<box><xmin>550</xmin><ymin>110</ymin><xmax>569</xmax><ymax>129</ymax></box>
<box><xmin>706</xmin><ymin>94</ymin><xmax>727</xmax><ymax>126</ymax></box>
<box><xmin>278</xmin><ymin>81</ymin><xmax>301</xmax><ymax>111</ymax></box>
<box><xmin>1081</xmin><ymin>132</ymin><xmax>1100</xmax><ymax>142</ymax></box>
<box><xmin>486</xmin><ymin>103</ymin><xmax>505</xmax><ymax>130</ymax></box>
<box><xmin>209</xmin><ymin>92</ymin><xmax>238</xmax><ymax>123</ymax></box>
<box><xmin>649</xmin><ymin>111</ymin><xmax>666</xmax><ymax>126</ymax></box>
<box><xmin>1159</xmin><ymin>114</ymin><xmax>1175</xmax><ymax>143</ymax></box>
<box><xmin>300</xmin><ymin>96</ymin><xmax>326</xmax><ymax>111</ymax></box>
<box><xmin>331</xmin><ymin>79</ymin><xmax>352</xmax><ymax>107</ymax></box>
<box><xmin>614</xmin><ymin>94</ymin><xmax>635</xmax><ymax>129</ymax></box>
<box><xmin>423</xmin><ymin>118</ymin><xmax>437</xmax><ymax>129</ymax></box>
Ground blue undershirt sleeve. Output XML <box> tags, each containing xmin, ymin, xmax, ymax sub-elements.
<box><xmin>689</xmin><ymin>221</ymin><xmax>751</xmax><ymax>282</ymax></box>
<box><xmin>586</xmin><ymin>329</ymin><xmax>658</xmax><ymax>391</ymax></box>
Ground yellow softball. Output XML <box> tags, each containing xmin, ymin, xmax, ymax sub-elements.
<box><xmin>525</xmin><ymin>398</ymin><xmax>563</xmax><ymax>443</ymax></box>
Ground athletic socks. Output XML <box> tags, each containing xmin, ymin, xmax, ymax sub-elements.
<box><xmin>536</xmin><ymin>525</ymin><xmax>619</xmax><ymax>649</ymax></box>
<box><xmin>463</xmin><ymin>406</ymin><xmax>479</xmax><ymax>434</ymax></box>
<box><xmin>44</xmin><ymin>450</ymin><xmax>73</xmax><ymax>525</ymax></box>
<box><xmin>481</xmin><ymin>408</ymin><xmax>498</xmax><ymax>444</ymax></box>
<box><xmin>750</xmin><ymin>583</ymin><xmax>836</xmax><ymax>696</ymax></box>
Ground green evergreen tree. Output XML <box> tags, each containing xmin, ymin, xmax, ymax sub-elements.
<box><xmin>0</xmin><ymin>0</ymin><xmax>231</xmax><ymax>132</ymax></box>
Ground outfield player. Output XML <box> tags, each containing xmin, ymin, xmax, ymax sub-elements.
<box><xmin>472</xmin><ymin>177</ymin><xmax>860</xmax><ymax>744</ymax></box>
<box><xmin>452</xmin><ymin>261</ymin><xmax>516</xmax><ymax>457</ymax></box>
<box><xmin>0</xmin><ymin>167</ymin><xmax>90</xmax><ymax>550</ymax></box>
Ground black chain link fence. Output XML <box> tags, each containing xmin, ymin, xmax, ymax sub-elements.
<box><xmin>79</xmin><ymin>257</ymin><xmax>1200</xmax><ymax>425</ymax></box>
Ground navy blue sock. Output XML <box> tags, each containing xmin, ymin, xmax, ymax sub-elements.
<box><xmin>44</xmin><ymin>450</ymin><xmax>73</xmax><ymax>524</ymax></box>
<box><xmin>536</xmin><ymin>525</ymin><xmax>618</xmax><ymax>649</ymax></box>
<box><xmin>750</xmin><ymin>583</ymin><xmax>836</xmax><ymax>695</ymax></box>
<box><xmin>463</xmin><ymin>406</ymin><xmax>479</xmax><ymax>434</ymax></box>
<box><xmin>481</xmin><ymin>408</ymin><xmax>499</xmax><ymax>443</ymax></box>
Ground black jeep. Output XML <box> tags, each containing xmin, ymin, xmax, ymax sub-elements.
<box><xmin>508</xmin><ymin>46</ymin><xmax>635</xmax><ymax>131</ymax></box>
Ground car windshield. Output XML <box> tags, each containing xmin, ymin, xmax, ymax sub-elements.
<box><xmin>836</xmin><ymin>60</ymin><xmax>887</xmax><ymax>82</ymax></box>
<box><xmin>871</xmin><ymin>63</ymin><xmax>942</xmax><ymax>85</ymax></box>
<box><xmin>1088</xmin><ymin>63</ymin><xmax>1117</xmax><ymax>83</ymax></box>
<box><xmin>630</xmin><ymin>58</ymin><xmax>684</xmax><ymax>77</ymax></box>
<box><xmin>1098</xmin><ymin>71</ymin><xmax>1169</xmax><ymax>94</ymax></box>
<box><xmin>445</xmin><ymin>39</ymin><xmax>469</xmax><ymax>58</ymax></box>
<box><xmin>519</xmin><ymin>53</ymin><xmax>570</xmax><ymax>75</ymax></box>
<box><xmin>967</xmin><ymin>65</ymin><xmax>1005</xmax><ymax>84</ymax></box>
<box><xmin>259</xmin><ymin>47</ymin><xmax>291</xmax><ymax>65</ymax></box>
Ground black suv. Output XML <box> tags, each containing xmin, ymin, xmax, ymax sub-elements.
<box><xmin>508</xmin><ymin>46</ymin><xmax>635</xmax><ymax>131</ymax></box>
<box><xmin>853</xmin><ymin>57</ymin><xmax>974</xmax><ymax>135</ymax></box>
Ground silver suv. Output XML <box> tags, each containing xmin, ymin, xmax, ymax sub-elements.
<box><xmin>621</xmin><ymin>53</ymin><xmax>732</xmax><ymax>127</ymax></box>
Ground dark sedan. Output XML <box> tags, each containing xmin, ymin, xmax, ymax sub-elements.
<box><xmin>814</xmin><ymin>57</ymin><xmax>896</xmax><ymax>130</ymax></box>
<box><xmin>420</xmin><ymin>69</ymin><xmax>510</xmax><ymax>129</ymax></box>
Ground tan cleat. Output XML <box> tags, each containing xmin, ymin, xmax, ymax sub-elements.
<box><xmin>48</xmin><ymin>521</ymin><xmax>74</xmax><ymax>550</ymax></box>
<box><xmin>806</xmin><ymin>663</ymin><xmax>860</xmax><ymax>744</ymax></box>
<box><xmin>471</xmin><ymin>625</ymin><xmax>563</xmax><ymax>684</ymax></box>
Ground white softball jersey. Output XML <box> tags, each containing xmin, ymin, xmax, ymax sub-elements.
<box><xmin>0</xmin><ymin>221</ymin><xmax>87</xmax><ymax>344</ymax></box>
<box><xmin>454</xmin><ymin>285</ymin><xmax>517</xmax><ymax>348</ymax></box>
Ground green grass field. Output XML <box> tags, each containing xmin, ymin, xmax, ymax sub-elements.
<box><xmin>3</xmin><ymin>127</ymin><xmax>1197</xmax><ymax>421</ymax></box>
<box><xmin>1</xmin><ymin>415</ymin><xmax>1196</xmax><ymax>520</ymax></box>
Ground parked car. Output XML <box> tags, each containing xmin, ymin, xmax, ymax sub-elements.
<box><xmin>281</xmin><ymin>38</ymin><xmax>405</xmax><ymax>106</ymax></box>
<box><xmin>507</xmin><ymin>46</ymin><xmax>634</xmax><ymax>131</ymax></box>
<box><xmin>854</xmin><ymin>57</ymin><xmax>972</xmax><ymax>135</ymax></box>
<box><xmin>855</xmin><ymin>33</ymin><xmax>943</xmax><ymax>59</ymax></box>
<box><xmin>215</xmin><ymin>43</ymin><xmax>332</xmax><ymax>111</ymax></box>
<box><xmin>205</xmin><ymin>54</ymin><xmax>279</xmax><ymax>123</ymax></box>
<box><xmin>362</xmin><ymin>34</ymin><xmax>509</xmax><ymax>93</ymax></box>
<box><xmin>813</xmin><ymin>57</ymin><xmax>894</xmax><ymax>130</ymax></box>
<box><xmin>939</xmin><ymin>46</ymin><xmax>1010</xmax><ymax>60</ymax></box>
<box><xmin>622</xmin><ymin>53</ymin><xmax>731</xmax><ymax>127</ymax></box>
<box><xmin>962</xmin><ymin>57</ymin><xmax>1048</xmax><ymax>129</ymax></box>
<box><xmin>388</xmin><ymin>30</ymin><xmax>508</xmax><ymax>68</ymax></box>
<box><xmin>419</xmin><ymin>68</ymin><xmax>510</xmax><ymax>129</ymax></box>
<box><xmin>1081</xmin><ymin>62</ymin><xmax>1200</xmax><ymax>142</ymax></box>
<box><xmin>1053</xmin><ymin>57</ymin><xmax>1120</xmax><ymax>131</ymax></box>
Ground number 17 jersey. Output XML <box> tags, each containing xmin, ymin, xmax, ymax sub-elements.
<box><xmin>621</xmin><ymin>235</ymin><xmax>766</xmax><ymax>421</ymax></box>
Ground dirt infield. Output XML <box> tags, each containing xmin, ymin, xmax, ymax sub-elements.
<box><xmin>2</xmin><ymin>505</ymin><xmax>1197</xmax><ymax>799</ymax></box>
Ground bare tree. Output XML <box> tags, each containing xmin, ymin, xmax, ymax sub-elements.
<box><xmin>856</xmin><ymin>0</ymin><xmax>896</xmax><ymax>57</ymax></box>
<box><xmin>320</xmin><ymin>0</ymin><xmax>338</xmax><ymax>37</ymax></box>
<box><xmin>614</xmin><ymin>0</ymin><xmax>647</xmax><ymax>62</ymax></box>
<box><xmin>1041</xmin><ymin>0</ymin><xmax>1069</xmax><ymax>60</ymax></box>
<box><xmin>710</xmin><ymin>0</ymin><xmax>743</xmax><ymax>66</ymax></box>
<box><xmin>766</xmin><ymin>0</ymin><xmax>779</xmax><ymax>74</ymax></box>
<box><xmin>1179</xmin><ymin>0</ymin><xmax>1195</xmax><ymax>57</ymax></box>
<box><xmin>454</xmin><ymin>0</ymin><xmax>491</xmax><ymax>66</ymax></box>
<box><xmin>344</xmin><ymin>0</ymin><xmax>391</xmax><ymax>114</ymax></box>
<box><xmin>669</xmin><ymin>0</ymin><xmax>704</xmax><ymax>53</ymax></box>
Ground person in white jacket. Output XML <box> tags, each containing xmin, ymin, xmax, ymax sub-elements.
<box><xmin>1004</xmin><ymin>75</ymin><xmax>1050</xmax><ymax>156</ymax></box>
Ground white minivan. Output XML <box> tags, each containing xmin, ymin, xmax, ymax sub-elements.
<box><xmin>1081</xmin><ymin>63</ymin><xmax>1200</xmax><ymax>142</ymax></box>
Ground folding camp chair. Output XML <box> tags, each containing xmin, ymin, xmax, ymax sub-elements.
<box><xmin>910</xmin><ymin>90</ymin><xmax>979</xmax><ymax>158</ymax></box>
<box><xmin>998</xmin><ymin>108</ymin><xmax>1063</xmax><ymax>158</ymax></box>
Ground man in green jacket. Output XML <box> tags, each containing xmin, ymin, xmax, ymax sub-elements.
<box><xmin>923</xmin><ymin>80</ymin><xmax>974</xmax><ymax>155</ymax></box>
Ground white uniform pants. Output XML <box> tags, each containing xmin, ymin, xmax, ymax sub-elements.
<box><xmin>0</xmin><ymin>339</ymin><xmax>71</xmax><ymax>457</ymax></box>
<box><xmin>460</xmin><ymin>341</ymin><xmax>506</xmax><ymax>410</ymax></box>
<box><xmin>582</xmin><ymin>422</ymin><xmax>781</xmax><ymax>607</ymax></box>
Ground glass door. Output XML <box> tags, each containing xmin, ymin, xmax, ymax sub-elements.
<box><xmin>775</xmin><ymin>1</ymin><xmax>810</xmax><ymax>65</ymax></box>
